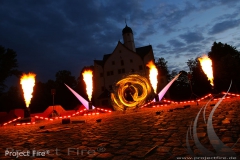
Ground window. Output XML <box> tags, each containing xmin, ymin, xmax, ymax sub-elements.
<box><xmin>118</xmin><ymin>68</ymin><xmax>125</xmax><ymax>74</ymax></box>
<box><xmin>121</xmin><ymin>60</ymin><xmax>124</xmax><ymax>66</ymax></box>
<box><xmin>130</xmin><ymin>59</ymin><xmax>133</xmax><ymax>63</ymax></box>
<box><xmin>107</xmin><ymin>71</ymin><xmax>114</xmax><ymax>76</ymax></box>
<box><xmin>118</xmin><ymin>69</ymin><xmax>121</xmax><ymax>74</ymax></box>
<box><xmin>139</xmin><ymin>65</ymin><xmax>143</xmax><ymax>70</ymax></box>
<box><xmin>112</xmin><ymin>61</ymin><xmax>115</xmax><ymax>65</ymax></box>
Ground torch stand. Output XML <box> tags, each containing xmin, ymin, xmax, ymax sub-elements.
<box><xmin>154</xmin><ymin>94</ymin><xmax>159</xmax><ymax>102</ymax></box>
<box><xmin>19</xmin><ymin>107</ymin><xmax>35</xmax><ymax>123</ymax></box>
<box><xmin>88</xmin><ymin>101</ymin><xmax>93</xmax><ymax>110</ymax></box>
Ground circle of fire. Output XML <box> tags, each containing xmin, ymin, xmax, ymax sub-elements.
<box><xmin>111</xmin><ymin>74</ymin><xmax>152</xmax><ymax>111</ymax></box>
<box><xmin>20</xmin><ymin>73</ymin><xmax>36</xmax><ymax>108</ymax></box>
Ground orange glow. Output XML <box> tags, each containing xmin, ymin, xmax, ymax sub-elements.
<box><xmin>198</xmin><ymin>55</ymin><xmax>214</xmax><ymax>86</ymax></box>
<box><xmin>20</xmin><ymin>73</ymin><xmax>36</xmax><ymax>107</ymax></box>
<box><xmin>146</xmin><ymin>61</ymin><xmax>158</xmax><ymax>93</ymax></box>
<box><xmin>82</xmin><ymin>70</ymin><xmax>93</xmax><ymax>101</ymax></box>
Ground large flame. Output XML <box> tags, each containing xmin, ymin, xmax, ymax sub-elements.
<box><xmin>146</xmin><ymin>61</ymin><xmax>158</xmax><ymax>93</ymax></box>
<box><xmin>82</xmin><ymin>70</ymin><xmax>93</xmax><ymax>101</ymax></box>
<box><xmin>198</xmin><ymin>55</ymin><xmax>214</xmax><ymax>86</ymax></box>
<box><xmin>20</xmin><ymin>73</ymin><xmax>36</xmax><ymax>107</ymax></box>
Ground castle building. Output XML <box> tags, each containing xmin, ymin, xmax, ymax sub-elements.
<box><xmin>93</xmin><ymin>25</ymin><xmax>167</xmax><ymax>107</ymax></box>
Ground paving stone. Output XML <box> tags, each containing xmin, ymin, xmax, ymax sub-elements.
<box><xmin>112</xmin><ymin>155</ymin><xmax>132</xmax><ymax>160</ymax></box>
<box><xmin>95</xmin><ymin>153</ymin><xmax>114</xmax><ymax>159</ymax></box>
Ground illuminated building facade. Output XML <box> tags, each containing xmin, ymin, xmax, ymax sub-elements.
<box><xmin>93</xmin><ymin>25</ymin><xmax>167</xmax><ymax>107</ymax></box>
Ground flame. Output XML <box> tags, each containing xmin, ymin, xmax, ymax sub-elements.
<box><xmin>82</xmin><ymin>70</ymin><xmax>93</xmax><ymax>101</ymax></box>
<box><xmin>111</xmin><ymin>74</ymin><xmax>151</xmax><ymax>111</ymax></box>
<box><xmin>20</xmin><ymin>73</ymin><xmax>36</xmax><ymax>107</ymax></box>
<box><xmin>198</xmin><ymin>55</ymin><xmax>214</xmax><ymax>86</ymax></box>
<box><xmin>146</xmin><ymin>61</ymin><xmax>158</xmax><ymax>93</ymax></box>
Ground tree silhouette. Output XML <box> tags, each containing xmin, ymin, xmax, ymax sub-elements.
<box><xmin>0</xmin><ymin>45</ymin><xmax>21</xmax><ymax>93</ymax></box>
<box><xmin>208</xmin><ymin>42</ymin><xmax>240</xmax><ymax>92</ymax></box>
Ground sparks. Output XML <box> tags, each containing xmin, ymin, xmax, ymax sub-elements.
<box><xmin>146</xmin><ymin>61</ymin><xmax>158</xmax><ymax>93</ymax></box>
<box><xmin>198</xmin><ymin>55</ymin><xmax>214</xmax><ymax>86</ymax></box>
<box><xmin>82</xmin><ymin>70</ymin><xmax>93</xmax><ymax>101</ymax></box>
<box><xmin>20</xmin><ymin>73</ymin><xmax>36</xmax><ymax>107</ymax></box>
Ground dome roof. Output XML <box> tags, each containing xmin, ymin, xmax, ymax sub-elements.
<box><xmin>122</xmin><ymin>25</ymin><xmax>133</xmax><ymax>35</ymax></box>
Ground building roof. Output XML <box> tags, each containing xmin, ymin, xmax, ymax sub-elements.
<box><xmin>136</xmin><ymin>45</ymin><xmax>152</xmax><ymax>59</ymax></box>
<box><xmin>122</xmin><ymin>25</ymin><xmax>133</xmax><ymax>35</ymax></box>
<box><xmin>94</xmin><ymin>43</ymin><xmax>152</xmax><ymax>67</ymax></box>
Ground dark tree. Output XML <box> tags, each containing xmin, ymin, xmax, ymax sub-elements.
<box><xmin>30</xmin><ymin>81</ymin><xmax>52</xmax><ymax>113</ymax></box>
<box><xmin>0</xmin><ymin>85</ymin><xmax>25</xmax><ymax>112</ymax></box>
<box><xmin>168</xmin><ymin>70</ymin><xmax>191</xmax><ymax>100</ymax></box>
<box><xmin>0</xmin><ymin>46</ymin><xmax>21</xmax><ymax>93</ymax></box>
<box><xmin>54</xmin><ymin>70</ymin><xmax>79</xmax><ymax>110</ymax></box>
<box><xmin>155</xmin><ymin>57</ymin><xmax>170</xmax><ymax>94</ymax></box>
<box><xmin>208</xmin><ymin>42</ymin><xmax>240</xmax><ymax>92</ymax></box>
<box><xmin>187</xmin><ymin>58</ymin><xmax>212</xmax><ymax>97</ymax></box>
<box><xmin>155</xmin><ymin>57</ymin><xmax>169</xmax><ymax>77</ymax></box>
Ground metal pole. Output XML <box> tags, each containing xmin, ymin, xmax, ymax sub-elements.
<box><xmin>53</xmin><ymin>93</ymin><xmax>54</xmax><ymax>115</ymax></box>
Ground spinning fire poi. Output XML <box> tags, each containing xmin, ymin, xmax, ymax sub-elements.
<box><xmin>146</xmin><ymin>60</ymin><xmax>158</xmax><ymax>93</ymax></box>
<box><xmin>111</xmin><ymin>74</ymin><xmax>152</xmax><ymax>111</ymax></box>
<box><xmin>198</xmin><ymin>55</ymin><xmax>214</xmax><ymax>87</ymax></box>
<box><xmin>20</xmin><ymin>73</ymin><xmax>36</xmax><ymax>108</ymax></box>
<box><xmin>82</xmin><ymin>70</ymin><xmax>93</xmax><ymax>109</ymax></box>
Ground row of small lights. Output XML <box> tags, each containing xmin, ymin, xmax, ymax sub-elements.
<box><xmin>141</xmin><ymin>92</ymin><xmax>240</xmax><ymax>108</ymax></box>
<box><xmin>2</xmin><ymin>108</ymin><xmax>112</xmax><ymax>127</ymax></box>
<box><xmin>2</xmin><ymin>93</ymin><xmax>238</xmax><ymax>126</ymax></box>
<box><xmin>163</xmin><ymin>94</ymin><xmax>213</xmax><ymax>104</ymax></box>
<box><xmin>34</xmin><ymin>108</ymin><xmax>112</xmax><ymax>120</ymax></box>
<box><xmin>34</xmin><ymin>109</ymin><xmax>87</xmax><ymax>121</ymax></box>
<box><xmin>3</xmin><ymin>117</ymin><xmax>21</xmax><ymax>126</ymax></box>
<box><xmin>3</xmin><ymin>117</ymin><xmax>35</xmax><ymax>126</ymax></box>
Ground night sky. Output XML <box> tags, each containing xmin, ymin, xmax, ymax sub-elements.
<box><xmin>1</xmin><ymin>0</ymin><xmax>240</xmax><ymax>87</ymax></box>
